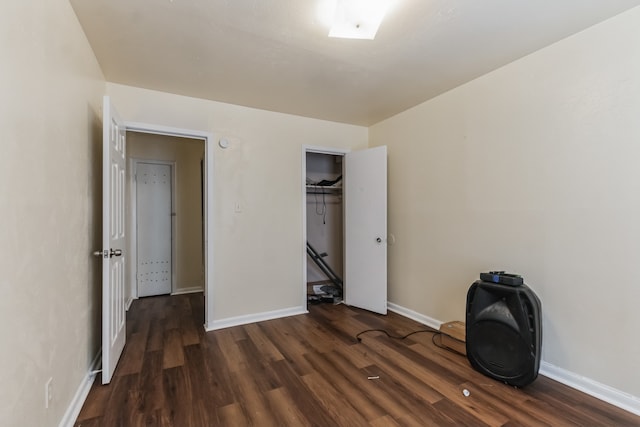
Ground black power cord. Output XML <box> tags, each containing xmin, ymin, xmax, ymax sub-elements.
<box><xmin>355</xmin><ymin>328</ymin><xmax>436</xmax><ymax>342</ymax></box>
<box><xmin>355</xmin><ymin>328</ymin><xmax>467</xmax><ymax>357</ymax></box>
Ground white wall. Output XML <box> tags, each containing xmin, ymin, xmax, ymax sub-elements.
<box><xmin>0</xmin><ymin>1</ymin><xmax>105</xmax><ymax>426</ymax></box>
<box><xmin>106</xmin><ymin>83</ymin><xmax>368</xmax><ymax>321</ymax></box>
<box><xmin>127</xmin><ymin>132</ymin><xmax>205</xmax><ymax>296</ymax></box>
<box><xmin>370</xmin><ymin>6</ymin><xmax>640</xmax><ymax>400</ymax></box>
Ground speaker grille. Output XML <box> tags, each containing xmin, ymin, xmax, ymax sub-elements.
<box><xmin>468</xmin><ymin>320</ymin><xmax>530</xmax><ymax>379</ymax></box>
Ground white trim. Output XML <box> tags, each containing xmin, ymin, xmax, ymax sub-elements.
<box><xmin>58</xmin><ymin>350</ymin><xmax>101</xmax><ymax>427</ymax></box>
<box><xmin>127</xmin><ymin>157</ymin><xmax>137</xmax><ymax>304</ymax></box>
<box><xmin>125</xmin><ymin>122</ymin><xmax>210</xmax><ymax>140</ymax></box>
<box><xmin>387</xmin><ymin>302</ymin><xmax>442</xmax><ymax>330</ymax></box>
<box><xmin>171</xmin><ymin>286</ymin><xmax>204</xmax><ymax>295</ymax></box>
<box><xmin>539</xmin><ymin>362</ymin><xmax>640</xmax><ymax>416</ymax></box>
<box><xmin>129</xmin><ymin>158</ymin><xmax>177</xmax><ymax>298</ymax></box>
<box><xmin>387</xmin><ymin>301</ymin><xmax>640</xmax><ymax>417</ymax></box>
<box><xmin>203</xmin><ymin>131</ymin><xmax>215</xmax><ymax>330</ymax></box>
<box><xmin>301</xmin><ymin>145</ymin><xmax>350</xmax><ymax>310</ymax></box>
<box><xmin>303</xmin><ymin>145</ymin><xmax>350</xmax><ymax>156</ymax></box>
<box><xmin>206</xmin><ymin>306</ymin><xmax>308</xmax><ymax>331</ymax></box>
<box><xmin>122</xmin><ymin>121</ymin><xmax>215</xmax><ymax>330</ymax></box>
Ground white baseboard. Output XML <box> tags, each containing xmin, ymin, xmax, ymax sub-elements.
<box><xmin>58</xmin><ymin>349</ymin><xmax>101</xmax><ymax>427</ymax></box>
<box><xmin>387</xmin><ymin>301</ymin><xmax>640</xmax><ymax>417</ymax></box>
<box><xmin>171</xmin><ymin>286</ymin><xmax>204</xmax><ymax>296</ymax></box>
<box><xmin>387</xmin><ymin>302</ymin><xmax>442</xmax><ymax>330</ymax></box>
<box><xmin>539</xmin><ymin>361</ymin><xmax>640</xmax><ymax>416</ymax></box>
<box><xmin>205</xmin><ymin>306</ymin><xmax>308</xmax><ymax>331</ymax></box>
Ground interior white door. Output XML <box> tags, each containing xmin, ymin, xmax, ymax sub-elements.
<box><xmin>136</xmin><ymin>162</ymin><xmax>172</xmax><ymax>297</ymax></box>
<box><xmin>101</xmin><ymin>96</ymin><xmax>127</xmax><ymax>384</ymax></box>
<box><xmin>344</xmin><ymin>146</ymin><xmax>388</xmax><ymax>314</ymax></box>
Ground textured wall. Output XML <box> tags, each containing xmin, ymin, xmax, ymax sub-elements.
<box><xmin>0</xmin><ymin>1</ymin><xmax>105</xmax><ymax>425</ymax></box>
<box><xmin>370</xmin><ymin>7</ymin><xmax>640</xmax><ymax>399</ymax></box>
<box><xmin>106</xmin><ymin>83</ymin><xmax>368</xmax><ymax>322</ymax></box>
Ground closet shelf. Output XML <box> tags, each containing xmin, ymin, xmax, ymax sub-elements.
<box><xmin>306</xmin><ymin>184</ymin><xmax>342</xmax><ymax>193</ymax></box>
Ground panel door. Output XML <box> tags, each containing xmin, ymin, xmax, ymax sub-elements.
<box><xmin>102</xmin><ymin>96</ymin><xmax>127</xmax><ymax>384</ymax></box>
<box><xmin>344</xmin><ymin>146</ymin><xmax>388</xmax><ymax>314</ymax></box>
<box><xmin>136</xmin><ymin>162</ymin><xmax>172</xmax><ymax>297</ymax></box>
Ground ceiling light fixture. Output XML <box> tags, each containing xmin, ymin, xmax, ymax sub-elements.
<box><xmin>328</xmin><ymin>0</ymin><xmax>392</xmax><ymax>40</ymax></box>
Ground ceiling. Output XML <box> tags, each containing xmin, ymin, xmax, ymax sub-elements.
<box><xmin>70</xmin><ymin>0</ymin><xmax>640</xmax><ymax>126</ymax></box>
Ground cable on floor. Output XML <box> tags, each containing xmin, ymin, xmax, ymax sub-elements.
<box><xmin>355</xmin><ymin>328</ymin><xmax>437</xmax><ymax>342</ymax></box>
<box><xmin>355</xmin><ymin>328</ymin><xmax>467</xmax><ymax>357</ymax></box>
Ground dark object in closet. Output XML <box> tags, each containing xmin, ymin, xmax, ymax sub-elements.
<box><xmin>308</xmin><ymin>295</ymin><xmax>337</xmax><ymax>305</ymax></box>
<box><xmin>306</xmin><ymin>241</ymin><xmax>343</xmax><ymax>293</ymax></box>
<box><xmin>315</xmin><ymin>175</ymin><xmax>342</xmax><ymax>186</ymax></box>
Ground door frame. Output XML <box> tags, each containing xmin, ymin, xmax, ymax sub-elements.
<box><xmin>301</xmin><ymin>145</ymin><xmax>350</xmax><ymax>309</ymax></box>
<box><xmin>129</xmin><ymin>158</ymin><xmax>177</xmax><ymax>300</ymax></box>
<box><xmin>125</xmin><ymin>121</ymin><xmax>215</xmax><ymax>329</ymax></box>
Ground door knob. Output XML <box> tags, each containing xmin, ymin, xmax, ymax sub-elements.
<box><xmin>93</xmin><ymin>250</ymin><xmax>106</xmax><ymax>258</ymax></box>
<box><xmin>110</xmin><ymin>249</ymin><xmax>123</xmax><ymax>257</ymax></box>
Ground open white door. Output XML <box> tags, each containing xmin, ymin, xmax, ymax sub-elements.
<box><xmin>344</xmin><ymin>146</ymin><xmax>387</xmax><ymax>314</ymax></box>
<box><xmin>101</xmin><ymin>96</ymin><xmax>127</xmax><ymax>384</ymax></box>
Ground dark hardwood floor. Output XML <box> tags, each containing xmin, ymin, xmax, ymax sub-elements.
<box><xmin>75</xmin><ymin>293</ymin><xmax>640</xmax><ymax>426</ymax></box>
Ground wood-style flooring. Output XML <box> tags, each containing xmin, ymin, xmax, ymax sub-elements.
<box><xmin>75</xmin><ymin>293</ymin><xmax>640</xmax><ymax>426</ymax></box>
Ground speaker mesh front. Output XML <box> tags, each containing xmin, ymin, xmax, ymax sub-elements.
<box><xmin>468</xmin><ymin>320</ymin><xmax>530</xmax><ymax>379</ymax></box>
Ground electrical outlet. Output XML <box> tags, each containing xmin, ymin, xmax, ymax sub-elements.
<box><xmin>45</xmin><ymin>377</ymin><xmax>53</xmax><ymax>409</ymax></box>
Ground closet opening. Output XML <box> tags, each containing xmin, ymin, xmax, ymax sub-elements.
<box><xmin>305</xmin><ymin>151</ymin><xmax>345</xmax><ymax>307</ymax></box>
<box><xmin>302</xmin><ymin>144</ymin><xmax>388</xmax><ymax>315</ymax></box>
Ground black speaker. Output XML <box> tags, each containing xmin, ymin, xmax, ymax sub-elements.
<box><xmin>466</xmin><ymin>280</ymin><xmax>542</xmax><ymax>387</ymax></box>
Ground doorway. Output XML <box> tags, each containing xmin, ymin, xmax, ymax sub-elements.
<box><xmin>127</xmin><ymin>132</ymin><xmax>205</xmax><ymax>300</ymax></box>
<box><xmin>302</xmin><ymin>145</ymin><xmax>389</xmax><ymax>315</ymax></box>
<box><xmin>101</xmin><ymin>97</ymin><xmax>216</xmax><ymax>384</ymax></box>
<box><xmin>305</xmin><ymin>151</ymin><xmax>345</xmax><ymax>306</ymax></box>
